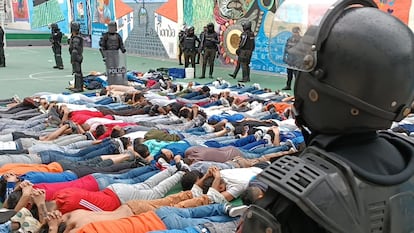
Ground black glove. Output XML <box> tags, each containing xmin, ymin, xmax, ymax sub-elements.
<box><xmin>236</xmin><ymin>49</ymin><xmax>240</xmax><ymax>56</ymax></box>
<box><xmin>121</xmin><ymin>48</ymin><xmax>126</xmax><ymax>53</ymax></box>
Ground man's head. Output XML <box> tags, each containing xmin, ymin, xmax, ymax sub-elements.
<box><xmin>50</xmin><ymin>23</ymin><xmax>59</xmax><ymax>32</ymax></box>
<box><xmin>133</xmin><ymin>141</ymin><xmax>150</xmax><ymax>158</ymax></box>
<box><xmin>287</xmin><ymin>0</ymin><xmax>414</xmax><ymax>135</ymax></box>
<box><xmin>181</xmin><ymin>170</ymin><xmax>203</xmax><ymax>191</ymax></box>
<box><xmin>242</xmin><ymin>21</ymin><xmax>252</xmax><ymax>31</ymax></box>
<box><xmin>108</xmin><ymin>21</ymin><xmax>117</xmax><ymax>33</ymax></box>
<box><xmin>237</xmin><ymin>0</ymin><xmax>414</xmax><ymax>231</ymax></box>
<box><xmin>187</xmin><ymin>26</ymin><xmax>195</xmax><ymax>36</ymax></box>
<box><xmin>207</xmin><ymin>23</ymin><xmax>214</xmax><ymax>33</ymax></box>
<box><xmin>70</xmin><ymin>21</ymin><xmax>80</xmax><ymax>34</ymax></box>
<box><xmin>291</xmin><ymin>26</ymin><xmax>300</xmax><ymax>34</ymax></box>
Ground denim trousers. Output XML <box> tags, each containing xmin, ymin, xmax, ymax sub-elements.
<box><xmin>155</xmin><ymin>204</ymin><xmax>234</xmax><ymax>230</ymax></box>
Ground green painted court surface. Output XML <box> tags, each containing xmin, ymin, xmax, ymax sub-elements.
<box><xmin>0</xmin><ymin>46</ymin><xmax>291</xmax><ymax>99</ymax></box>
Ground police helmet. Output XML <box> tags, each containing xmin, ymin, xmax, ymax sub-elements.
<box><xmin>70</xmin><ymin>21</ymin><xmax>80</xmax><ymax>33</ymax></box>
<box><xmin>238</xmin><ymin>0</ymin><xmax>414</xmax><ymax>229</ymax></box>
<box><xmin>108</xmin><ymin>21</ymin><xmax>117</xmax><ymax>34</ymax></box>
<box><xmin>242</xmin><ymin>21</ymin><xmax>252</xmax><ymax>31</ymax></box>
<box><xmin>207</xmin><ymin>23</ymin><xmax>214</xmax><ymax>32</ymax></box>
<box><xmin>269</xmin><ymin>0</ymin><xmax>414</xmax><ymax>134</ymax></box>
<box><xmin>50</xmin><ymin>23</ymin><xmax>59</xmax><ymax>31</ymax></box>
<box><xmin>187</xmin><ymin>26</ymin><xmax>195</xmax><ymax>35</ymax></box>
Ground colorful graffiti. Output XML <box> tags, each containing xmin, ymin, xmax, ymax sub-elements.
<box><xmin>375</xmin><ymin>0</ymin><xmax>412</xmax><ymax>24</ymax></box>
<box><xmin>12</xmin><ymin>0</ymin><xmax>29</xmax><ymax>21</ymax></box>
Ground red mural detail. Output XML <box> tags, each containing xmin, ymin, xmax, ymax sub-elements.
<box><xmin>12</xmin><ymin>0</ymin><xmax>29</xmax><ymax>21</ymax></box>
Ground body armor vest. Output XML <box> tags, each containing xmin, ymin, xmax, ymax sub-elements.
<box><xmin>204</xmin><ymin>32</ymin><xmax>218</xmax><ymax>49</ymax></box>
<box><xmin>258</xmin><ymin>132</ymin><xmax>414</xmax><ymax>233</ymax></box>
<box><xmin>106</xmin><ymin>33</ymin><xmax>121</xmax><ymax>50</ymax></box>
<box><xmin>240</xmin><ymin>31</ymin><xmax>255</xmax><ymax>51</ymax></box>
<box><xmin>183</xmin><ymin>35</ymin><xmax>197</xmax><ymax>51</ymax></box>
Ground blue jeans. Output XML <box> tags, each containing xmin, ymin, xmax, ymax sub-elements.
<box><xmin>92</xmin><ymin>165</ymin><xmax>159</xmax><ymax>189</ymax></box>
<box><xmin>39</xmin><ymin>138</ymin><xmax>117</xmax><ymax>163</ymax></box>
<box><xmin>20</xmin><ymin>171</ymin><xmax>78</xmax><ymax>184</ymax></box>
<box><xmin>156</xmin><ymin>204</ymin><xmax>234</xmax><ymax>230</ymax></box>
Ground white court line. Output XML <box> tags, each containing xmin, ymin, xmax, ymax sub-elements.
<box><xmin>29</xmin><ymin>71</ymin><xmax>69</xmax><ymax>80</ymax></box>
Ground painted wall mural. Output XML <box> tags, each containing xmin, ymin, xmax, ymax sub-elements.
<box><xmin>2</xmin><ymin>0</ymin><xmax>414</xmax><ymax>75</ymax></box>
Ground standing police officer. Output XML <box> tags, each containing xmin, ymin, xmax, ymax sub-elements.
<box><xmin>180</xmin><ymin>26</ymin><xmax>200</xmax><ymax>76</ymax></box>
<box><xmin>236</xmin><ymin>21</ymin><xmax>255</xmax><ymax>83</ymax></box>
<box><xmin>99</xmin><ymin>21</ymin><xmax>126</xmax><ymax>61</ymax></box>
<box><xmin>281</xmin><ymin>26</ymin><xmax>302</xmax><ymax>90</ymax></box>
<box><xmin>68</xmin><ymin>22</ymin><xmax>84</xmax><ymax>93</ymax></box>
<box><xmin>236</xmin><ymin>0</ymin><xmax>414</xmax><ymax>232</ymax></box>
<box><xmin>199</xmin><ymin>23</ymin><xmax>219</xmax><ymax>79</ymax></box>
<box><xmin>0</xmin><ymin>25</ymin><xmax>5</xmax><ymax>67</ymax></box>
<box><xmin>178</xmin><ymin>25</ymin><xmax>186</xmax><ymax>65</ymax></box>
<box><xmin>99</xmin><ymin>21</ymin><xmax>127</xmax><ymax>85</ymax></box>
<box><xmin>49</xmin><ymin>23</ymin><xmax>64</xmax><ymax>70</ymax></box>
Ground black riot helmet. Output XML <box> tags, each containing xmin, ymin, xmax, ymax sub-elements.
<box><xmin>242</xmin><ymin>21</ymin><xmax>251</xmax><ymax>31</ymax></box>
<box><xmin>108</xmin><ymin>21</ymin><xmax>117</xmax><ymax>34</ymax></box>
<box><xmin>239</xmin><ymin>0</ymin><xmax>414</xmax><ymax>229</ymax></box>
<box><xmin>187</xmin><ymin>26</ymin><xmax>195</xmax><ymax>36</ymax></box>
<box><xmin>268</xmin><ymin>0</ymin><xmax>414</xmax><ymax>135</ymax></box>
<box><xmin>50</xmin><ymin>23</ymin><xmax>59</xmax><ymax>31</ymax></box>
<box><xmin>70</xmin><ymin>21</ymin><xmax>80</xmax><ymax>34</ymax></box>
<box><xmin>207</xmin><ymin>23</ymin><xmax>214</xmax><ymax>33</ymax></box>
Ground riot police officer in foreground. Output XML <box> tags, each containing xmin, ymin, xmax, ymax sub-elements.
<box><xmin>237</xmin><ymin>0</ymin><xmax>414</xmax><ymax>232</ymax></box>
<box><xmin>199</xmin><ymin>23</ymin><xmax>219</xmax><ymax>79</ymax></box>
<box><xmin>49</xmin><ymin>23</ymin><xmax>64</xmax><ymax>70</ymax></box>
<box><xmin>236</xmin><ymin>21</ymin><xmax>255</xmax><ymax>83</ymax></box>
<box><xmin>68</xmin><ymin>22</ymin><xmax>84</xmax><ymax>93</ymax></box>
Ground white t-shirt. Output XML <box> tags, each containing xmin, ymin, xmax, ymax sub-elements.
<box><xmin>220</xmin><ymin>167</ymin><xmax>262</xmax><ymax>198</ymax></box>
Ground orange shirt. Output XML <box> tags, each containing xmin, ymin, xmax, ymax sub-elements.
<box><xmin>0</xmin><ymin>162</ymin><xmax>63</xmax><ymax>175</ymax></box>
<box><xmin>77</xmin><ymin>211</ymin><xmax>167</xmax><ymax>233</ymax></box>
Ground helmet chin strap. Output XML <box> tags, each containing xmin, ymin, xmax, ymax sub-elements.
<box><xmin>291</xmin><ymin>102</ymin><xmax>313</xmax><ymax>145</ymax></box>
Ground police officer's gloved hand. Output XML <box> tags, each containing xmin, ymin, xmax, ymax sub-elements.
<box><xmin>236</xmin><ymin>49</ymin><xmax>240</xmax><ymax>55</ymax></box>
<box><xmin>122</xmin><ymin>48</ymin><xmax>126</xmax><ymax>53</ymax></box>
<box><xmin>216</xmin><ymin>53</ymin><xmax>220</xmax><ymax>58</ymax></box>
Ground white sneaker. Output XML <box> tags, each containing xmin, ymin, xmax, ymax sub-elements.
<box><xmin>253</xmin><ymin>83</ymin><xmax>261</xmax><ymax>90</ymax></box>
<box><xmin>202</xmin><ymin>123</ymin><xmax>215</xmax><ymax>133</ymax></box>
<box><xmin>263</xmin><ymin>134</ymin><xmax>273</xmax><ymax>145</ymax></box>
<box><xmin>225</xmin><ymin>204</ymin><xmax>249</xmax><ymax>217</ymax></box>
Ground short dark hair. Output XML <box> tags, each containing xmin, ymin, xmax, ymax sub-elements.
<box><xmin>38</xmin><ymin>222</ymin><xmax>67</xmax><ymax>233</ymax></box>
<box><xmin>240</xmin><ymin>186</ymin><xmax>263</xmax><ymax>205</ymax></box>
<box><xmin>134</xmin><ymin>142</ymin><xmax>149</xmax><ymax>158</ymax></box>
<box><xmin>110</xmin><ymin>127</ymin><xmax>126</xmax><ymax>138</ymax></box>
<box><xmin>179</xmin><ymin>108</ymin><xmax>192</xmax><ymax>119</ymax></box>
<box><xmin>181</xmin><ymin>170</ymin><xmax>203</xmax><ymax>191</ymax></box>
<box><xmin>95</xmin><ymin>124</ymin><xmax>106</xmax><ymax>138</ymax></box>
<box><xmin>201</xmin><ymin>176</ymin><xmax>214</xmax><ymax>194</ymax></box>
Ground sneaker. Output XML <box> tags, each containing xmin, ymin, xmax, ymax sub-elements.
<box><xmin>281</xmin><ymin>86</ymin><xmax>291</xmax><ymax>90</ymax></box>
<box><xmin>11</xmin><ymin>207</ymin><xmax>32</xmax><ymax>225</ymax></box>
<box><xmin>20</xmin><ymin>216</ymin><xmax>41</xmax><ymax>233</ymax></box>
<box><xmin>225</xmin><ymin>204</ymin><xmax>249</xmax><ymax>217</ymax></box>
<box><xmin>84</xmin><ymin>132</ymin><xmax>96</xmax><ymax>141</ymax></box>
<box><xmin>228</xmin><ymin>74</ymin><xmax>236</xmax><ymax>79</ymax></box>
<box><xmin>254</xmin><ymin>129</ymin><xmax>264</xmax><ymax>141</ymax></box>
<box><xmin>263</xmin><ymin>134</ymin><xmax>273</xmax><ymax>145</ymax></box>
<box><xmin>225</xmin><ymin>123</ymin><xmax>235</xmax><ymax>133</ymax></box>
<box><xmin>176</xmin><ymin>160</ymin><xmax>191</xmax><ymax>172</ymax></box>
<box><xmin>202</xmin><ymin>123</ymin><xmax>215</xmax><ymax>133</ymax></box>
<box><xmin>252</xmin><ymin>83</ymin><xmax>261</xmax><ymax>90</ymax></box>
<box><xmin>285</xmin><ymin>139</ymin><xmax>298</xmax><ymax>152</ymax></box>
<box><xmin>220</xmin><ymin>97</ymin><xmax>230</xmax><ymax>107</ymax></box>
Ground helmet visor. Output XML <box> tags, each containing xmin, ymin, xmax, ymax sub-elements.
<box><xmin>268</xmin><ymin>0</ymin><xmax>338</xmax><ymax>72</ymax></box>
